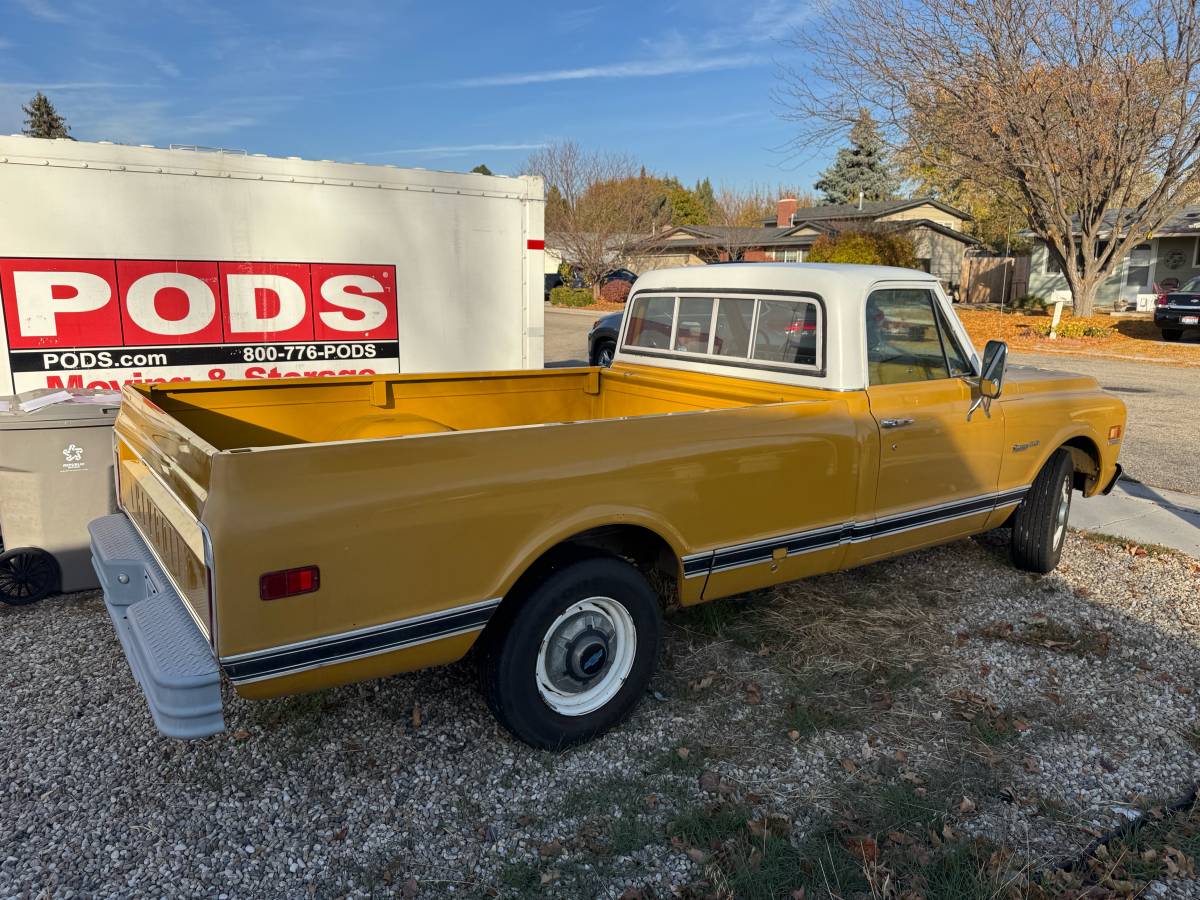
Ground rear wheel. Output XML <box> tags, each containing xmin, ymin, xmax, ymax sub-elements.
<box><xmin>1010</xmin><ymin>450</ymin><xmax>1074</xmax><ymax>574</ymax></box>
<box><xmin>1162</xmin><ymin>328</ymin><xmax>1183</xmax><ymax>342</ymax></box>
<box><xmin>0</xmin><ymin>547</ymin><xmax>61</xmax><ymax>605</ymax></box>
<box><xmin>478</xmin><ymin>555</ymin><xmax>661</xmax><ymax>749</ymax></box>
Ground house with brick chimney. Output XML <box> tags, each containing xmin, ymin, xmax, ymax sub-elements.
<box><xmin>631</xmin><ymin>196</ymin><xmax>978</xmax><ymax>294</ymax></box>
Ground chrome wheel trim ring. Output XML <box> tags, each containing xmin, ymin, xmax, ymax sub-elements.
<box><xmin>1053</xmin><ymin>474</ymin><xmax>1071</xmax><ymax>550</ymax></box>
<box><xmin>535</xmin><ymin>597</ymin><xmax>637</xmax><ymax>717</ymax></box>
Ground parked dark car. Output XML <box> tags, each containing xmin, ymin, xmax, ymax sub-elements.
<box><xmin>602</xmin><ymin>268</ymin><xmax>638</xmax><ymax>285</ymax></box>
<box><xmin>1156</xmin><ymin>277</ymin><xmax>1200</xmax><ymax>341</ymax></box>
<box><xmin>544</xmin><ymin>270</ymin><xmax>587</xmax><ymax>301</ymax></box>
<box><xmin>588</xmin><ymin>311</ymin><xmax>622</xmax><ymax>366</ymax></box>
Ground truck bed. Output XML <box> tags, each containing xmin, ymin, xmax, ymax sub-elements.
<box><xmin>131</xmin><ymin>364</ymin><xmax>821</xmax><ymax>450</ymax></box>
<box><xmin>114</xmin><ymin>363</ymin><xmax>861</xmax><ymax>667</ymax></box>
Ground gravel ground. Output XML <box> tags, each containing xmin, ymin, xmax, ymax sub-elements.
<box><xmin>3</xmin><ymin>531</ymin><xmax>1200</xmax><ymax>898</ymax></box>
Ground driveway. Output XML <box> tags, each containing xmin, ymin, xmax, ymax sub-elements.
<box><xmin>545</xmin><ymin>308</ymin><xmax>1197</xmax><ymax>496</ymax></box>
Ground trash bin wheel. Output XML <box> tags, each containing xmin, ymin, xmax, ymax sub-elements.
<box><xmin>0</xmin><ymin>547</ymin><xmax>61</xmax><ymax>605</ymax></box>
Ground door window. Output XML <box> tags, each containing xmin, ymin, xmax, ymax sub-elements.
<box><xmin>931</xmin><ymin>300</ymin><xmax>973</xmax><ymax>377</ymax></box>
<box><xmin>866</xmin><ymin>289</ymin><xmax>953</xmax><ymax>384</ymax></box>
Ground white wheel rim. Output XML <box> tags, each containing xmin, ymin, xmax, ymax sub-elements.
<box><xmin>1053</xmin><ymin>474</ymin><xmax>1071</xmax><ymax>549</ymax></box>
<box><xmin>535</xmin><ymin>596</ymin><xmax>637</xmax><ymax>717</ymax></box>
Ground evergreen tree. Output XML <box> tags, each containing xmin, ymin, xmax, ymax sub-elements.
<box><xmin>21</xmin><ymin>92</ymin><xmax>71</xmax><ymax>139</ymax></box>
<box><xmin>813</xmin><ymin>110</ymin><xmax>897</xmax><ymax>206</ymax></box>
<box><xmin>694</xmin><ymin>177</ymin><xmax>716</xmax><ymax>220</ymax></box>
<box><xmin>470</xmin><ymin>163</ymin><xmax>493</xmax><ymax>175</ymax></box>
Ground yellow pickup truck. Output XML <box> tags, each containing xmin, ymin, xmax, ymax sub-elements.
<box><xmin>91</xmin><ymin>264</ymin><xmax>1125</xmax><ymax>748</ymax></box>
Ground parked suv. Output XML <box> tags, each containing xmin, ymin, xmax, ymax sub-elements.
<box><xmin>588</xmin><ymin>311</ymin><xmax>622</xmax><ymax>366</ymax></box>
<box><xmin>1156</xmin><ymin>277</ymin><xmax>1200</xmax><ymax>341</ymax></box>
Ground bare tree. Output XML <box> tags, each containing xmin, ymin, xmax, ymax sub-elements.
<box><xmin>525</xmin><ymin>141</ymin><xmax>671</xmax><ymax>296</ymax></box>
<box><xmin>780</xmin><ymin>0</ymin><xmax>1200</xmax><ymax>315</ymax></box>
<box><xmin>707</xmin><ymin>184</ymin><xmax>818</xmax><ymax>261</ymax></box>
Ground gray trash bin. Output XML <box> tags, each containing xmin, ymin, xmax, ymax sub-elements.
<box><xmin>0</xmin><ymin>391</ymin><xmax>121</xmax><ymax>603</ymax></box>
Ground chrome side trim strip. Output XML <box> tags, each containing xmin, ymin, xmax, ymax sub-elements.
<box><xmin>220</xmin><ymin>597</ymin><xmax>501</xmax><ymax>684</ymax></box>
<box><xmin>691</xmin><ymin>485</ymin><xmax>1032</xmax><ymax>577</ymax></box>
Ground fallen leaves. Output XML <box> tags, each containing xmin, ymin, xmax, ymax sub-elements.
<box><xmin>844</xmin><ymin>834</ymin><xmax>879</xmax><ymax>863</ymax></box>
<box><xmin>746</xmin><ymin>813</ymin><xmax>791</xmax><ymax>840</ymax></box>
<box><xmin>957</xmin><ymin>308</ymin><xmax>1200</xmax><ymax>366</ymax></box>
<box><xmin>1164</xmin><ymin>845</ymin><xmax>1196</xmax><ymax>878</ymax></box>
<box><xmin>690</xmin><ymin>673</ymin><xmax>715</xmax><ymax>693</ymax></box>
<box><xmin>744</xmin><ymin>682</ymin><xmax>763</xmax><ymax>705</ymax></box>
<box><xmin>411</xmin><ymin>703</ymin><xmax>422</xmax><ymax>728</ymax></box>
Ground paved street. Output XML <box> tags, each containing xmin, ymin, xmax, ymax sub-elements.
<box><xmin>543</xmin><ymin>305</ymin><xmax>595</xmax><ymax>367</ymax></box>
<box><xmin>545</xmin><ymin>306</ymin><xmax>1199</xmax><ymax>499</ymax></box>
<box><xmin>1009</xmin><ymin>351</ymin><xmax>1199</xmax><ymax>497</ymax></box>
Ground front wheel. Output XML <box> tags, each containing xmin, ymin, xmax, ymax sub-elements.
<box><xmin>1010</xmin><ymin>450</ymin><xmax>1074</xmax><ymax>574</ymax></box>
<box><xmin>0</xmin><ymin>547</ymin><xmax>61</xmax><ymax>605</ymax></box>
<box><xmin>477</xmin><ymin>555</ymin><xmax>662</xmax><ymax>749</ymax></box>
<box><xmin>591</xmin><ymin>340</ymin><xmax>616</xmax><ymax>367</ymax></box>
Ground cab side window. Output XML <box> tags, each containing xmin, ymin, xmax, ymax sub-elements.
<box><xmin>866</xmin><ymin>289</ymin><xmax>952</xmax><ymax>385</ymax></box>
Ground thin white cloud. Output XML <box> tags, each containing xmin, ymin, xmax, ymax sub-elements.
<box><xmin>448</xmin><ymin>54</ymin><xmax>756</xmax><ymax>88</ymax></box>
<box><xmin>0</xmin><ymin>81</ymin><xmax>142</xmax><ymax>90</ymax></box>
<box><xmin>13</xmin><ymin>0</ymin><xmax>66</xmax><ymax>21</ymax></box>
<box><xmin>365</xmin><ymin>142</ymin><xmax>547</xmax><ymax>158</ymax></box>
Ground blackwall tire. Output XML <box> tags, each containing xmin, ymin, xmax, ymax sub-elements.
<box><xmin>477</xmin><ymin>555</ymin><xmax>661</xmax><ymax>749</ymax></box>
<box><xmin>0</xmin><ymin>547</ymin><xmax>61</xmax><ymax>605</ymax></box>
<box><xmin>1010</xmin><ymin>449</ymin><xmax>1075</xmax><ymax>574</ymax></box>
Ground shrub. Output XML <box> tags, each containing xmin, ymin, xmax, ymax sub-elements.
<box><xmin>599</xmin><ymin>278</ymin><xmax>631</xmax><ymax>304</ymax></box>
<box><xmin>807</xmin><ymin>228</ymin><xmax>918</xmax><ymax>269</ymax></box>
<box><xmin>550</xmin><ymin>286</ymin><xmax>594</xmax><ymax>307</ymax></box>
<box><xmin>1033</xmin><ymin>318</ymin><xmax>1113</xmax><ymax>339</ymax></box>
<box><xmin>1011</xmin><ymin>293</ymin><xmax>1048</xmax><ymax>311</ymax></box>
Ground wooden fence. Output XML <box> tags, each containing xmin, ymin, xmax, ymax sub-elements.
<box><xmin>959</xmin><ymin>255</ymin><xmax>1031</xmax><ymax>305</ymax></box>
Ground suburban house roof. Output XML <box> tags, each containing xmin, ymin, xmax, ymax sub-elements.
<box><xmin>640</xmin><ymin>217</ymin><xmax>978</xmax><ymax>254</ymax></box>
<box><xmin>1023</xmin><ymin>205</ymin><xmax>1200</xmax><ymax>239</ymax></box>
<box><xmin>763</xmin><ymin>196</ymin><xmax>974</xmax><ymax>227</ymax></box>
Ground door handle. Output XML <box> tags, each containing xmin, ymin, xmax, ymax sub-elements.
<box><xmin>880</xmin><ymin>417</ymin><xmax>914</xmax><ymax>429</ymax></box>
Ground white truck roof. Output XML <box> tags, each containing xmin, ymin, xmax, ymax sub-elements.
<box><xmin>617</xmin><ymin>263</ymin><xmax>975</xmax><ymax>391</ymax></box>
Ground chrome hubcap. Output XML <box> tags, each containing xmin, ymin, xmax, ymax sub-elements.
<box><xmin>1053</xmin><ymin>475</ymin><xmax>1071</xmax><ymax>549</ymax></box>
<box><xmin>536</xmin><ymin>597</ymin><xmax>637</xmax><ymax>716</ymax></box>
<box><xmin>598</xmin><ymin>346</ymin><xmax>614</xmax><ymax>367</ymax></box>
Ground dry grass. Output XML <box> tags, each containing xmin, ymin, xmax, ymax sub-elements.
<box><xmin>957</xmin><ymin>308</ymin><xmax>1200</xmax><ymax>366</ymax></box>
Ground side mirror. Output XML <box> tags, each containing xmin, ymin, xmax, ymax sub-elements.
<box><xmin>979</xmin><ymin>340</ymin><xmax>1008</xmax><ymax>399</ymax></box>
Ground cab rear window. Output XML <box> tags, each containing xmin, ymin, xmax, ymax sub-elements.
<box><xmin>622</xmin><ymin>293</ymin><xmax>822</xmax><ymax>373</ymax></box>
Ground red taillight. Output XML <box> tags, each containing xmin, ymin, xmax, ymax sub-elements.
<box><xmin>1157</xmin><ymin>293</ymin><xmax>1169</xmax><ymax>306</ymax></box>
<box><xmin>784</xmin><ymin>322</ymin><xmax>816</xmax><ymax>333</ymax></box>
<box><xmin>259</xmin><ymin>565</ymin><xmax>320</xmax><ymax>601</ymax></box>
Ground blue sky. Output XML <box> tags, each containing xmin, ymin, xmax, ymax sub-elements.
<box><xmin>0</xmin><ymin>0</ymin><xmax>830</xmax><ymax>190</ymax></box>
